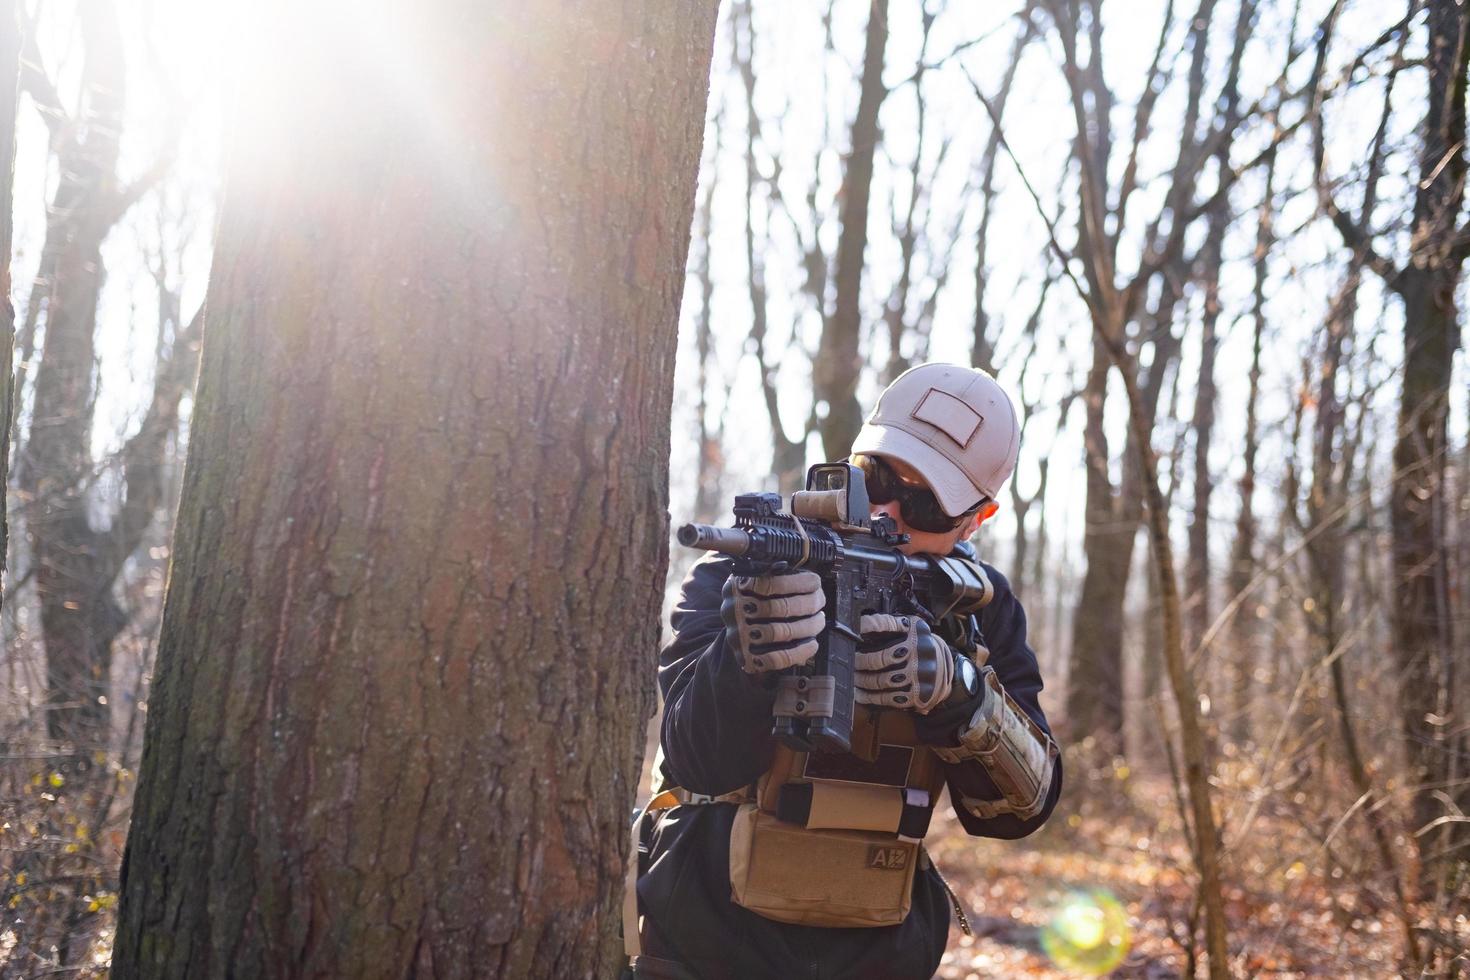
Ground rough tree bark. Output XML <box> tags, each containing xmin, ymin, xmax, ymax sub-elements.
<box><xmin>112</xmin><ymin>1</ymin><xmax>717</xmax><ymax>976</ymax></box>
<box><xmin>814</xmin><ymin>0</ymin><xmax>887</xmax><ymax>462</ymax></box>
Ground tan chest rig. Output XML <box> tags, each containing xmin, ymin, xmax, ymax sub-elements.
<box><xmin>724</xmin><ymin>705</ymin><xmax>947</xmax><ymax>928</ymax></box>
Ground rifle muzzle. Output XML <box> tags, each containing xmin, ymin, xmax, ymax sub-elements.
<box><xmin>676</xmin><ymin>523</ymin><xmax>752</xmax><ymax>556</ymax></box>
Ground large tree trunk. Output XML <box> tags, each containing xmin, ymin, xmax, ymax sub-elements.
<box><xmin>1314</xmin><ymin>0</ymin><xmax>1468</xmax><ymax>918</ymax></box>
<box><xmin>1393</xmin><ymin>0</ymin><xmax>1467</xmax><ymax>860</ymax></box>
<box><xmin>814</xmin><ymin>0</ymin><xmax>887</xmax><ymax>462</ymax></box>
<box><xmin>1066</xmin><ymin>342</ymin><xmax>1130</xmax><ymax>747</ymax></box>
<box><xmin>1395</xmin><ymin>256</ymin><xmax>1462</xmax><ymax>849</ymax></box>
<box><xmin>113</xmin><ymin>2</ymin><xmax>717</xmax><ymax>976</ymax></box>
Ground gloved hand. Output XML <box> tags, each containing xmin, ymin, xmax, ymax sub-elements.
<box><xmin>720</xmin><ymin>570</ymin><xmax>827</xmax><ymax>674</ymax></box>
<box><xmin>855</xmin><ymin>613</ymin><xmax>954</xmax><ymax>713</ymax></box>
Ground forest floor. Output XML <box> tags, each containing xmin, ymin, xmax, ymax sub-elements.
<box><xmin>930</xmin><ymin>762</ymin><xmax>1415</xmax><ymax>979</ymax></box>
<box><xmin>6</xmin><ymin>743</ymin><xmax>1451</xmax><ymax>977</ymax></box>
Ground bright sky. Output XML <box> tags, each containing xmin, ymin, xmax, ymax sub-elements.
<box><xmin>6</xmin><ymin>0</ymin><xmax>1465</xmax><ymax>641</ymax></box>
<box><xmin>664</xmin><ymin>0</ymin><xmax>1467</xmax><ymax>627</ymax></box>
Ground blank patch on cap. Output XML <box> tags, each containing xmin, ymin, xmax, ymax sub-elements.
<box><xmin>911</xmin><ymin>388</ymin><xmax>983</xmax><ymax>448</ymax></box>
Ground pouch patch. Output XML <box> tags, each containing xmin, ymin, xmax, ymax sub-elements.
<box><xmin>866</xmin><ymin>845</ymin><xmax>910</xmax><ymax>871</ymax></box>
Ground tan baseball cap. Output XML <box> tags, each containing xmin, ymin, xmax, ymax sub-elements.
<box><xmin>851</xmin><ymin>363</ymin><xmax>1020</xmax><ymax>514</ymax></box>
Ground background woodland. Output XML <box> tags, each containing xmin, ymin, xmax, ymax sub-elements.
<box><xmin>0</xmin><ymin>0</ymin><xmax>1463</xmax><ymax>976</ymax></box>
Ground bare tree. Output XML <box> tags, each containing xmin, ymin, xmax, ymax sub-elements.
<box><xmin>971</xmin><ymin>5</ymin><xmax>1037</xmax><ymax>375</ymax></box>
<box><xmin>690</xmin><ymin>132</ymin><xmax>730</xmax><ymax>526</ymax></box>
<box><xmin>731</xmin><ymin>0</ymin><xmax>807</xmax><ymax>494</ymax></box>
<box><xmin>1186</xmin><ymin>0</ymin><xmax>1257</xmax><ymax>656</ymax></box>
<box><xmin>13</xmin><ymin>2</ymin><xmax>187</xmax><ymax>757</ymax></box>
<box><xmin>0</xmin><ymin>0</ymin><xmax>17</xmax><ymax>602</ymax></box>
<box><xmin>814</xmin><ymin>0</ymin><xmax>888</xmax><ymax>462</ymax></box>
<box><xmin>1313</xmin><ymin>0</ymin><xmax>1469</xmax><ymax>912</ymax></box>
<box><xmin>984</xmin><ymin>0</ymin><xmax>1286</xmax><ymax>969</ymax></box>
<box><xmin>1226</xmin><ymin>130</ymin><xmax>1278</xmax><ymax>743</ymax></box>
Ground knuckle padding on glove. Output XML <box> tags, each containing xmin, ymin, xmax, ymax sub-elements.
<box><xmin>853</xmin><ymin>613</ymin><xmax>951</xmax><ymax>713</ymax></box>
<box><xmin>858</xmin><ymin>613</ymin><xmax>907</xmax><ymax>635</ymax></box>
<box><xmin>854</xmin><ymin>667</ymin><xmax>908</xmax><ymax>690</ymax></box>
<box><xmin>745</xmin><ymin>610</ymin><xmax>824</xmax><ymax>645</ymax></box>
<box><xmin>746</xmin><ymin>638</ymin><xmax>818</xmax><ymax>673</ymax></box>
<box><xmin>740</xmin><ymin>570</ymin><xmax>822</xmax><ymax>597</ymax></box>
<box><xmin>855</xmin><ymin>688</ymin><xmax>915</xmax><ymax>707</ymax></box>
<box><xmin>746</xmin><ymin>590</ymin><xmax>826</xmax><ymax>620</ymax></box>
<box><xmin>723</xmin><ymin>571</ymin><xmax>828</xmax><ymax>674</ymax></box>
<box><xmin>855</xmin><ymin>643</ymin><xmax>910</xmax><ymax>671</ymax></box>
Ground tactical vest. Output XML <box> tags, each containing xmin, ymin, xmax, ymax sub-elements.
<box><xmin>625</xmin><ymin>612</ymin><xmax>986</xmax><ymax>956</ymax></box>
<box><xmin>724</xmin><ymin>705</ymin><xmax>948</xmax><ymax>928</ymax></box>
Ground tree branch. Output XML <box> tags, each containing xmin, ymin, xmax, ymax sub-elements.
<box><xmin>1309</xmin><ymin>0</ymin><xmax>1407</xmax><ymax>290</ymax></box>
<box><xmin>98</xmin><ymin>306</ymin><xmax>203</xmax><ymax>588</ymax></box>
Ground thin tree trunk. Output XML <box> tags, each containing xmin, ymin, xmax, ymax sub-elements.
<box><xmin>16</xmin><ymin>1</ymin><xmax>187</xmax><ymax>754</ymax></box>
<box><xmin>1186</xmin><ymin>0</ymin><xmax>1255</xmax><ymax>660</ymax></box>
<box><xmin>814</xmin><ymin>0</ymin><xmax>887</xmax><ymax>462</ymax></box>
<box><xmin>20</xmin><ymin>0</ymin><xmax>127</xmax><ymax>751</ymax></box>
<box><xmin>1227</xmin><ymin>136</ymin><xmax>1275</xmax><ymax>743</ymax></box>
<box><xmin>691</xmin><ymin>137</ymin><xmax>724</xmax><ymax>526</ymax></box>
<box><xmin>113</xmin><ymin>2</ymin><xmax>718</xmax><ymax>975</ymax></box>
<box><xmin>971</xmin><ymin>7</ymin><xmax>1034</xmax><ymax>375</ymax></box>
<box><xmin>1104</xmin><ymin>327</ymin><xmax>1232</xmax><ymax>980</ymax></box>
<box><xmin>733</xmin><ymin>0</ymin><xmax>804</xmax><ymax>493</ymax></box>
<box><xmin>0</xmin><ymin>0</ymin><xmax>18</xmax><ymax>607</ymax></box>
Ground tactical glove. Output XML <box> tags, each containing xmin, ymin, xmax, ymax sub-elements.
<box><xmin>721</xmin><ymin>570</ymin><xmax>827</xmax><ymax>674</ymax></box>
<box><xmin>855</xmin><ymin>613</ymin><xmax>954</xmax><ymax>713</ymax></box>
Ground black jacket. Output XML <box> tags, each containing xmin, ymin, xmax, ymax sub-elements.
<box><xmin>637</xmin><ymin>543</ymin><xmax>1061</xmax><ymax>980</ymax></box>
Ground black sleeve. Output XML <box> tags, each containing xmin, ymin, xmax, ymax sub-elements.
<box><xmin>913</xmin><ymin>564</ymin><xmax>1063</xmax><ymax>839</ymax></box>
<box><xmin>656</xmin><ymin>555</ymin><xmax>780</xmax><ymax>796</ymax></box>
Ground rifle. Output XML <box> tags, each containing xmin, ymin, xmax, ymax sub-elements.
<box><xmin>677</xmin><ymin>462</ymin><xmax>994</xmax><ymax>755</ymax></box>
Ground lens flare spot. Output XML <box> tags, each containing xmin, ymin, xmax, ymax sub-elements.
<box><xmin>1041</xmin><ymin>890</ymin><xmax>1131</xmax><ymax>976</ymax></box>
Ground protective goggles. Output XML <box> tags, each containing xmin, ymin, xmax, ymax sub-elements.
<box><xmin>852</xmin><ymin>454</ymin><xmax>985</xmax><ymax>534</ymax></box>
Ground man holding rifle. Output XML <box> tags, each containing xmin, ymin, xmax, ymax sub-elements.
<box><xmin>629</xmin><ymin>363</ymin><xmax>1062</xmax><ymax>980</ymax></box>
